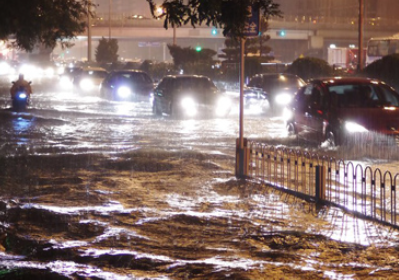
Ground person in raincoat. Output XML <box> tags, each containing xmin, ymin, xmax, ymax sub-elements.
<box><xmin>10</xmin><ymin>74</ymin><xmax>32</xmax><ymax>98</ymax></box>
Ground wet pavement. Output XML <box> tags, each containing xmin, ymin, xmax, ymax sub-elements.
<box><xmin>0</xmin><ymin>76</ymin><xmax>398</xmax><ymax>279</ymax></box>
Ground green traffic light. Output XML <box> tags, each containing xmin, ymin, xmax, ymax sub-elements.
<box><xmin>195</xmin><ymin>46</ymin><xmax>202</xmax><ymax>52</ymax></box>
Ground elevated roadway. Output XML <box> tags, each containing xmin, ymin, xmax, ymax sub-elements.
<box><xmin>63</xmin><ymin>15</ymin><xmax>399</xmax><ymax>62</ymax></box>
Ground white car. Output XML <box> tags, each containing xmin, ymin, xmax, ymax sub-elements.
<box><xmin>73</xmin><ymin>67</ymin><xmax>108</xmax><ymax>94</ymax></box>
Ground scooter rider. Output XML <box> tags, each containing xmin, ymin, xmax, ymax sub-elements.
<box><xmin>10</xmin><ymin>74</ymin><xmax>32</xmax><ymax>98</ymax></box>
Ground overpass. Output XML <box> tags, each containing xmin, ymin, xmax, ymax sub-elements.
<box><xmin>56</xmin><ymin>14</ymin><xmax>399</xmax><ymax>63</ymax></box>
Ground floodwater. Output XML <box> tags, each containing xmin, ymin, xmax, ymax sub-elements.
<box><xmin>0</xmin><ymin>76</ymin><xmax>399</xmax><ymax>279</ymax></box>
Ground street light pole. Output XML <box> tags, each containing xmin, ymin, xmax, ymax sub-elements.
<box><xmin>358</xmin><ymin>0</ymin><xmax>364</xmax><ymax>70</ymax></box>
<box><xmin>87</xmin><ymin>0</ymin><xmax>92</xmax><ymax>63</ymax></box>
<box><xmin>109</xmin><ymin>0</ymin><xmax>112</xmax><ymax>39</ymax></box>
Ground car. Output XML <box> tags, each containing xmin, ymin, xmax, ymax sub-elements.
<box><xmin>247</xmin><ymin>73</ymin><xmax>306</xmax><ymax>115</ymax></box>
<box><xmin>73</xmin><ymin>67</ymin><xmax>108</xmax><ymax>94</ymax></box>
<box><xmin>285</xmin><ymin>77</ymin><xmax>399</xmax><ymax>146</ymax></box>
<box><xmin>100</xmin><ymin>70</ymin><xmax>154</xmax><ymax>101</ymax></box>
<box><xmin>59</xmin><ymin>66</ymin><xmax>83</xmax><ymax>89</ymax></box>
<box><xmin>221</xmin><ymin>83</ymin><xmax>269</xmax><ymax>114</ymax></box>
<box><xmin>152</xmin><ymin>75</ymin><xmax>232</xmax><ymax>118</ymax></box>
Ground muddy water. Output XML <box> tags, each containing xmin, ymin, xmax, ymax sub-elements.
<box><xmin>0</xmin><ymin>77</ymin><xmax>398</xmax><ymax>279</ymax></box>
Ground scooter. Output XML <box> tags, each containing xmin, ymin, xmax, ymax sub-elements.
<box><xmin>11</xmin><ymin>83</ymin><xmax>31</xmax><ymax>111</ymax></box>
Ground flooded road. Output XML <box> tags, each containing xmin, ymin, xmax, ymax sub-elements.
<box><xmin>0</xmin><ymin>76</ymin><xmax>399</xmax><ymax>279</ymax></box>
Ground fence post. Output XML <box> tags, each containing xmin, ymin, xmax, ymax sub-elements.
<box><xmin>315</xmin><ymin>165</ymin><xmax>326</xmax><ymax>202</ymax></box>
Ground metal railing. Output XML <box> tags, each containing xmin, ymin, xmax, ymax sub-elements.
<box><xmin>248</xmin><ymin>141</ymin><xmax>399</xmax><ymax>228</ymax></box>
<box><xmin>91</xmin><ymin>13</ymin><xmax>399</xmax><ymax>32</ymax></box>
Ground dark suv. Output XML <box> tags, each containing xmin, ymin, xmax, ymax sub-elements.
<box><xmin>152</xmin><ymin>75</ymin><xmax>232</xmax><ymax>118</ymax></box>
<box><xmin>248</xmin><ymin>73</ymin><xmax>305</xmax><ymax>115</ymax></box>
<box><xmin>100</xmin><ymin>70</ymin><xmax>153</xmax><ymax>101</ymax></box>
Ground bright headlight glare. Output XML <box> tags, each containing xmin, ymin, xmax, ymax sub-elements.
<box><xmin>60</xmin><ymin>76</ymin><xmax>72</xmax><ymax>87</ymax></box>
<box><xmin>0</xmin><ymin>62</ymin><xmax>10</xmax><ymax>75</ymax></box>
<box><xmin>275</xmin><ymin>93</ymin><xmax>293</xmax><ymax>106</ymax></box>
<box><xmin>180</xmin><ymin>97</ymin><xmax>197</xmax><ymax>116</ymax></box>
<box><xmin>283</xmin><ymin>107</ymin><xmax>293</xmax><ymax>121</ymax></box>
<box><xmin>45</xmin><ymin>67</ymin><xmax>55</xmax><ymax>77</ymax></box>
<box><xmin>117</xmin><ymin>86</ymin><xmax>132</xmax><ymax>98</ymax></box>
<box><xmin>345</xmin><ymin>121</ymin><xmax>368</xmax><ymax>133</ymax></box>
<box><xmin>181</xmin><ymin>97</ymin><xmax>196</xmax><ymax>109</ymax></box>
<box><xmin>18</xmin><ymin>93</ymin><xmax>27</xmax><ymax>99</ymax></box>
<box><xmin>80</xmin><ymin>78</ymin><xmax>94</xmax><ymax>91</ymax></box>
<box><xmin>216</xmin><ymin>96</ymin><xmax>231</xmax><ymax>114</ymax></box>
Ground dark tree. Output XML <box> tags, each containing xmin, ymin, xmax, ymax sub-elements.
<box><xmin>168</xmin><ymin>44</ymin><xmax>216</xmax><ymax>68</ymax></box>
<box><xmin>286</xmin><ymin>57</ymin><xmax>333</xmax><ymax>81</ymax></box>
<box><xmin>147</xmin><ymin>0</ymin><xmax>281</xmax><ymax>40</ymax></box>
<box><xmin>0</xmin><ymin>0</ymin><xmax>89</xmax><ymax>51</ymax></box>
<box><xmin>167</xmin><ymin>44</ymin><xmax>217</xmax><ymax>76</ymax></box>
<box><xmin>361</xmin><ymin>54</ymin><xmax>399</xmax><ymax>91</ymax></box>
<box><xmin>95</xmin><ymin>37</ymin><xmax>119</xmax><ymax>63</ymax></box>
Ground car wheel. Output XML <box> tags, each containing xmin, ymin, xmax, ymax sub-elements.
<box><xmin>170</xmin><ymin>102</ymin><xmax>181</xmax><ymax>118</ymax></box>
<box><xmin>153</xmin><ymin>100</ymin><xmax>162</xmax><ymax>116</ymax></box>
<box><xmin>323</xmin><ymin>130</ymin><xmax>337</xmax><ymax>147</ymax></box>
<box><xmin>100</xmin><ymin>88</ymin><xmax>107</xmax><ymax>99</ymax></box>
<box><xmin>287</xmin><ymin>122</ymin><xmax>296</xmax><ymax>136</ymax></box>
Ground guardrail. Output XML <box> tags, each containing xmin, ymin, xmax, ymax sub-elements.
<box><xmin>92</xmin><ymin>13</ymin><xmax>399</xmax><ymax>32</ymax></box>
<box><xmin>248</xmin><ymin>141</ymin><xmax>399</xmax><ymax>228</ymax></box>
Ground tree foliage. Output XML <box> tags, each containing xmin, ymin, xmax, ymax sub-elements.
<box><xmin>286</xmin><ymin>57</ymin><xmax>333</xmax><ymax>81</ymax></box>
<box><xmin>0</xmin><ymin>0</ymin><xmax>89</xmax><ymax>51</ymax></box>
<box><xmin>167</xmin><ymin>44</ymin><xmax>217</xmax><ymax>76</ymax></box>
<box><xmin>95</xmin><ymin>37</ymin><xmax>119</xmax><ymax>63</ymax></box>
<box><xmin>168</xmin><ymin>44</ymin><xmax>216</xmax><ymax>67</ymax></box>
<box><xmin>147</xmin><ymin>0</ymin><xmax>281</xmax><ymax>40</ymax></box>
<box><xmin>361</xmin><ymin>54</ymin><xmax>399</xmax><ymax>91</ymax></box>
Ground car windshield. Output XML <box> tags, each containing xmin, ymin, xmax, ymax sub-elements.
<box><xmin>121</xmin><ymin>73</ymin><xmax>152</xmax><ymax>83</ymax></box>
<box><xmin>328</xmin><ymin>83</ymin><xmax>399</xmax><ymax>108</ymax></box>
<box><xmin>176</xmin><ymin>77</ymin><xmax>217</xmax><ymax>92</ymax></box>
<box><xmin>84</xmin><ymin>71</ymin><xmax>107</xmax><ymax>78</ymax></box>
<box><xmin>254</xmin><ymin>75</ymin><xmax>305</xmax><ymax>88</ymax></box>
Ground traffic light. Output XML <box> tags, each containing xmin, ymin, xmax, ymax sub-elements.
<box><xmin>277</xmin><ymin>30</ymin><xmax>286</xmax><ymax>37</ymax></box>
<box><xmin>211</xmin><ymin>28</ymin><xmax>218</xmax><ymax>36</ymax></box>
<box><xmin>195</xmin><ymin>46</ymin><xmax>202</xmax><ymax>52</ymax></box>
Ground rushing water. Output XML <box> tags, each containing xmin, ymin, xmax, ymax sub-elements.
<box><xmin>0</xmin><ymin>76</ymin><xmax>398</xmax><ymax>279</ymax></box>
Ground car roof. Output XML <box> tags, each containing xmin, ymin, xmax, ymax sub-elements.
<box><xmin>162</xmin><ymin>74</ymin><xmax>211</xmax><ymax>79</ymax></box>
<box><xmin>111</xmin><ymin>69</ymin><xmax>149</xmax><ymax>74</ymax></box>
<box><xmin>309</xmin><ymin>76</ymin><xmax>387</xmax><ymax>86</ymax></box>
<box><xmin>253</xmin><ymin>73</ymin><xmax>301</xmax><ymax>78</ymax></box>
<box><xmin>81</xmin><ymin>67</ymin><xmax>107</xmax><ymax>72</ymax></box>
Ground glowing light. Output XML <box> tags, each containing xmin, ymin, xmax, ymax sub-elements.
<box><xmin>345</xmin><ymin>121</ymin><xmax>368</xmax><ymax>133</ymax></box>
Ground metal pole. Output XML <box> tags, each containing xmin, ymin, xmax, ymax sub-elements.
<box><xmin>173</xmin><ymin>25</ymin><xmax>176</xmax><ymax>45</ymax></box>
<box><xmin>239</xmin><ymin>38</ymin><xmax>245</xmax><ymax>149</ymax></box>
<box><xmin>87</xmin><ymin>0</ymin><xmax>92</xmax><ymax>63</ymax></box>
<box><xmin>108</xmin><ymin>0</ymin><xmax>111</xmax><ymax>39</ymax></box>
<box><xmin>358</xmin><ymin>0</ymin><xmax>364</xmax><ymax>70</ymax></box>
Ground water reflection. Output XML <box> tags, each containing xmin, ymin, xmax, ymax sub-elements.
<box><xmin>11</xmin><ymin>115</ymin><xmax>34</xmax><ymax>144</ymax></box>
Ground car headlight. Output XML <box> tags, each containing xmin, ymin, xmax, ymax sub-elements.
<box><xmin>0</xmin><ymin>62</ymin><xmax>10</xmax><ymax>75</ymax></box>
<box><xmin>117</xmin><ymin>86</ymin><xmax>132</xmax><ymax>98</ymax></box>
<box><xmin>275</xmin><ymin>93</ymin><xmax>293</xmax><ymax>106</ymax></box>
<box><xmin>45</xmin><ymin>67</ymin><xmax>55</xmax><ymax>77</ymax></box>
<box><xmin>80</xmin><ymin>78</ymin><xmax>94</xmax><ymax>91</ymax></box>
<box><xmin>59</xmin><ymin>76</ymin><xmax>73</xmax><ymax>88</ymax></box>
<box><xmin>181</xmin><ymin>97</ymin><xmax>198</xmax><ymax>116</ymax></box>
<box><xmin>17</xmin><ymin>93</ymin><xmax>27</xmax><ymax>99</ymax></box>
<box><xmin>345</xmin><ymin>121</ymin><xmax>369</xmax><ymax>133</ymax></box>
<box><xmin>215</xmin><ymin>96</ymin><xmax>231</xmax><ymax>116</ymax></box>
